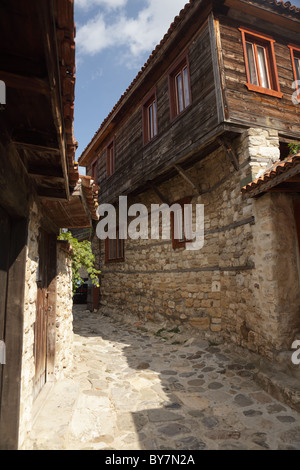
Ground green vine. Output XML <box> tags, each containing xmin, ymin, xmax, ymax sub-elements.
<box><xmin>58</xmin><ymin>231</ymin><xmax>100</xmax><ymax>294</ymax></box>
<box><xmin>288</xmin><ymin>141</ymin><xmax>300</xmax><ymax>156</ymax></box>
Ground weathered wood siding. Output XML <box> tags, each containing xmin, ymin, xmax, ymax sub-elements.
<box><xmin>90</xmin><ymin>20</ymin><xmax>220</xmax><ymax>202</ymax></box>
<box><xmin>218</xmin><ymin>15</ymin><xmax>300</xmax><ymax>136</ymax></box>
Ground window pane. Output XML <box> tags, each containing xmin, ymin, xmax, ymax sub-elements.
<box><xmin>246</xmin><ymin>42</ymin><xmax>258</xmax><ymax>85</ymax></box>
<box><xmin>183</xmin><ymin>67</ymin><xmax>190</xmax><ymax>108</ymax></box>
<box><xmin>152</xmin><ymin>101</ymin><xmax>157</xmax><ymax>136</ymax></box>
<box><xmin>176</xmin><ymin>72</ymin><xmax>184</xmax><ymax>113</ymax></box>
<box><xmin>257</xmin><ymin>45</ymin><xmax>270</xmax><ymax>88</ymax></box>
<box><xmin>148</xmin><ymin>103</ymin><xmax>153</xmax><ymax>139</ymax></box>
<box><xmin>295</xmin><ymin>57</ymin><xmax>300</xmax><ymax>82</ymax></box>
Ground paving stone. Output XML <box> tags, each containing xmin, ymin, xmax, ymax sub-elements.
<box><xmin>208</xmin><ymin>381</ymin><xmax>224</xmax><ymax>390</ymax></box>
<box><xmin>148</xmin><ymin>409</ymin><xmax>184</xmax><ymax>422</ymax></box>
<box><xmin>202</xmin><ymin>416</ymin><xmax>219</xmax><ymax>429</ymax></box>
<box><xmin>234</xmin><ymin>394</ymin><xmax>254</xmax><ymax>407</ymax></box>
<box><xmin>187</xmin><ymin>379</ymin><xmax>206</xmax><ymax>387</ymax></box>
<box><xmin>158</xmin><ymin>423</ymin><xmax>191</xmax><ymax>436</ymax></box>
<box><xmin>137</xmin><ymin>362</ymin><xmax>150</xmax><ymax>370</ymax></box>
<box><xmin>266</xmin><ymin>403</ymin><xmax>287</xmax><ymax>414</ymax></box>
<box><xmin>174</xmin><ymin>436</ymin><xmax>207</xmax><ymax>450</ymax></box>
<box><xmin>26</xmin><ymin>305</ymin><xmax>300</xmax><ymax>451</ymax></box>
<box><xmin>276</xmin><ymin>415</ymin><xmax>296</xmax><ymax>423</ymax></box>
<box><xmin>243</xmin><ymin>409</ymin><xmax>263</xmax><ymax>417</ymax></box>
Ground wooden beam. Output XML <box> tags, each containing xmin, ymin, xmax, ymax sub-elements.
<box><xmin>13</xmin><ymin>141</ymin><xmax>60</xmax><ymax>155</ymax></box>
<box><xmin>0</xmin><ymin>71</ymin><xmax>49</xmax><ymax>95</ymax></box>
<box><xmin>28</xmin><ymin>166</ymin><xmax>64</xmax><ymax>179</ymax></box>
<box><xmin>267</xmin><ymin>183</ymin><xmax>300</xmax><ymax>193</ymax></box>
<box><xmin>38</xmin><ymin>1</ymin><xmax>70</xmax><ymax>199</ymax></box>
<box><xmin>286</xmin><ymin>175</ymin><xmax>300</xmax><ymax>183</ymax></box>
<box><xmin>173</xmin><ymin>164</ymin><xmax>201</xmax><ymax>194</ymax></box>
<box><xmin>147</xmin><ymin>180</ymin><xmax>170</xmax><ymax>205</ymax></box>
<box><xmin>217</xmin><ymin>137</ymin><xmax>239</xmax><ymax>171</ymax></box>
<box><xmin>37</xmin><ymin>188</ymin><xmax>68</xmax><ymax>201</ymax></box>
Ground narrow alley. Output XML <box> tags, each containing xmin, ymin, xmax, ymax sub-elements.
<box><xmin>27</xmin><ymin>305</ymin><xmax>300</xmax><ymax>451</ymax></box>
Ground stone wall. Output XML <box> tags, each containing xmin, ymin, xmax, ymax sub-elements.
<box><xmin>19</xmin><ymin>199</ymin><xmax>40</xmax><ymax>448</ymax></box>
<box><xmin>55</xmin><ymin>242</ymin><xmax>74</xmax><ymax>378</ymax></box>
<box><xmin>98</xmin><ymin>128</ymin><xmax>300</xmax><ymax>362</ymax></box>
<box><xmin>18</xmin><ymin>206</ymin><xmax>74</xmax><ymax>449</ymax></box>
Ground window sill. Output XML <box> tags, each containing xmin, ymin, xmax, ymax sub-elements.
<box><xmin>143</xmin><ymin>133</ymin><xmax>159</xmax><ymax>148</ymax></box>
<box><xmin>105</xmin><ymin>258</ymin><xmax>125</xmax><ymax>264</ymax></box>
<box><xmin>245</xmin><ymin>83</ymin><xmax>283</xmax><ymax>99</ymax></box>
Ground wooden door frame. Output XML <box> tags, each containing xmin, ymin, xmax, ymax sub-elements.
<box><xmin>0</xmin><ymin>216</ymin><xmax>28</xmax><ymax>450</ymax></box>
<box><xmin>34</xmin><ymin>230</ymin><xmax>57</xmax><ymax>398</ymax></box>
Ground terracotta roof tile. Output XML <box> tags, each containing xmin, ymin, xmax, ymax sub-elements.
<box><xmin>241</xmin><ymin>153</ymin><xmax>300</xmax><ymax>194</ymax></box>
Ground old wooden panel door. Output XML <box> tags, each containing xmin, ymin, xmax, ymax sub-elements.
<box><xmin>34</xmin><ymin>230</ymin><xmax>48</xmax><ymax>399</ymax></box>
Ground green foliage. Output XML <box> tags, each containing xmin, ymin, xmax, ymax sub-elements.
<box><xmin>288</xmin><ymin>142</ymin><xmax>300</xmax><ymax>156</ymax></box>
<box><xmin>58</xmin><ymin>231</ymin><xmax>100</xmax><ymax>294</ymax></box>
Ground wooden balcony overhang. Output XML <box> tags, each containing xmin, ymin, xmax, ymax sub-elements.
<box><xmin>0</xmin><ymin>0</ymin><xmax>81</xmax><ymax>221</ymax></box>
<box><xmin>42</xmin><ymin>176</ymin><xmax>99</xmax><ymax>229</ymax></box>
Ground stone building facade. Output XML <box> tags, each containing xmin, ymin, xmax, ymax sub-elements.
<box><xmin>79</xmin><ymin>0</ymin><xmax>300</xmax><ymax>365</ymax></box>
<box><xmin>96</xmin><ymin>128</ymin><xmax>300</xmax><ymax>362</ymax></box>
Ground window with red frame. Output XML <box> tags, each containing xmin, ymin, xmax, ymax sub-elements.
<box><xmin>107</xmin><ymin>141</ymin><xmax>114</xmax><ymax>178</ymax></box>
<box><xmin>169</xmin><ymin>54</ymin><xmax>191</xmax><ymax>120</ymax></box>
<box><xmin>105</xmin><ymin>228</ymin><xmax>125</xmax><ymax>263</ymax></box>
<box><xmin>171</xmin><ymin>197</ymin><xmax>192</xmax><ymax>249</ymax></box>
<box><xmin>239</xmin><ymin>28</ymin><xmax>282</xmax><ymax>98</ymax></box>
<box><xmin>143</xmin><ymin>93</ymin><xmax>158</xmax><ymax>145</ymax></box>
<box><xmin>289</xmin><ymin>45</ymin><xmax>300</xmax><ymax>101</ymax></box>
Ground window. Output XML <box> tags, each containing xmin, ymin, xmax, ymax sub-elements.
<box><xmin>168</xmin><ymin>53</ymin><xmax>191</xmax><ymax>120</ymax></box>
<box><xmin>289</xmin><ymin>45</ymin><xmax>300</xmax><ymax>102</ymax></box>
<box><xmin>105</xmin><ymin>228</ymin><xmax>125</xmax><ymax>263</ymax></box>
<box><xmin>107</xmin><ymin>140</ymin><xmax>114</xmax><ymax>178</ymax></box>
<box><xmin>143</xmin><ymin>91</ymin><xmax>158</xmax><ymax>145</ymax></box>
<box><xmin>239</xmin><ymin>28</ymin><xmax>282</xmax><ymax>98</ymax></box>
<box><xmin>171</xmin><ymin>197</ymin><xmax>192</xmax><ymax>249</ymax></box>
<box><xmin>91</xmin><ymin>159</ymin><xmax>98</xmax><ymax>182</ymax></box>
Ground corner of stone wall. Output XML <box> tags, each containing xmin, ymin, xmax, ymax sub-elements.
<box><xmin>55</xmin><ymin>243</ymin><xmax>74</xmax><ymax>379</ymax></box>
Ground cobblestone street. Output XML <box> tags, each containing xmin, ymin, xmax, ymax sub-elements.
<box><xmin>28</xmin><ymin>305</ymin><xmax>300</xmax><ymax>450</ymax></box>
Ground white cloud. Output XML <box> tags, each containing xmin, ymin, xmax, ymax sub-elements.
<box><xmin>75</xmin><ymin>0</ymin><xmax>127</xmax><ymax>10</ymax></box>
<box><xmin>76</xmin><ymin>0</ymin><xmax>188</xmax><ymax>65</ymax></box>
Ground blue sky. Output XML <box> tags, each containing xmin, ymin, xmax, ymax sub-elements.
<box><xmin>74</xmin><ymin>0</ymin><xmax>188</xmax><ymax>173</ymax></box>
<box><xmin>74</xmin><ymin>0</ymin><xmax>300</xmax><ymax>173</ymax></box>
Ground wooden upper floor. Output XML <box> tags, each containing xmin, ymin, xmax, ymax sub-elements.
<box><xmin>79</xmin><ymin>0</ymin><xmax>300</xmax><ymax>203</ymax></box>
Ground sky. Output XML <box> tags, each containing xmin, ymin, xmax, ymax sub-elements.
<box><xmin>74</xmin><ymin>0</ymin><xmax>188</xmax><ymax>172</ymax></box>
<box><xmin>73</xmin><ymin>0</ymin><xmax>300</xmax><ymax>173</ymax></box>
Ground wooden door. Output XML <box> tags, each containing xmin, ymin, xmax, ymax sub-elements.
<box><xmin>0</xmin><ymin>207</ymin><xmax>11</xmax><ymax>410</ymax></box>
<box><xmin>34</xmin><ymin>230</ymin><xmax>48</xmax><ymax>399</ymax></box>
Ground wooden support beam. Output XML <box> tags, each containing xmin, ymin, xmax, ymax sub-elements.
<box><xmin>13</xmin><ymin>141</ymin><xmax>60</xmax><ymax>155</ymax></box>
<box><xmin>147</xmin><ymin>180</ymin><xmax>170</xmax><ymax>205</ymax></box>
<box><xmin>267</xmin><ymin>183</ymin><xmax>300</xmax><ymax>193</ymax></box>
<box><xmin>37</xmin><ymin>187</ymin><xmax>68</xmax><ymax>201</ymax></box>
<box><xmin>28</xmin><ymin>166</ymin><xmax>64</xmax><ymax>179</ymax></box>
<box><xmin>217</xmin><ymin>137</ymin><xmax>239</xmax><ymax>171</ymax></box>
<box><xmin>0</xmin><ymin>71</ymin><xmax>49</xmax><ymax>95</ymax></box>
<box><xmin>173</xmin><ymin>164</ymin><xmax>201</xmax><ymax>194</ymax></box>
